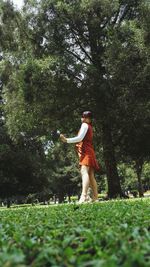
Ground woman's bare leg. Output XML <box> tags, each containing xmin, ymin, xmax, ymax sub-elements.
<box><xmin>79</xmin><ymin>165</ymin><xmax>90</xmax><ymax>203</ymax></box>
<box><xmin>89</xmin><ymin>167</ymin><xmax>98</xmax><ymax>201</ymax></box>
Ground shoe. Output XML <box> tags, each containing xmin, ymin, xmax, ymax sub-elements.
<box><xmin>78</xmin><ymin>194</ymin><xmax>87</xmax><ymax>204</ymax></box>
<box><xmin>86</xmin><ymin>196</ymin><xmax>93</xmax><ymax>203</ymax></box>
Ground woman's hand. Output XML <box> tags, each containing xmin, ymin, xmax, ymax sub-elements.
<box><xmin>60</xmin><ymin>134</ymin><xmax>67</xmax><ymax>143</ymax></box>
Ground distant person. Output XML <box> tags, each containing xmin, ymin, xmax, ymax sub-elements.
<box><xmin>60</xmin><ymin>111</ymin><xmax>100</xmax><ymax>203</ymax></box>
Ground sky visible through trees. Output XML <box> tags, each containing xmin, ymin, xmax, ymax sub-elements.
<box><xmin>12</xmin><ymin>0</ymin><xmax>24</xmax><ymax>9</ymax></box>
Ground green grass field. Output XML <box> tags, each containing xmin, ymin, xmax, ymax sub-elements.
<box><xmin>0</xmin><ymin>198</ymin><xmax>150</xmax><ymax>267</ymax></box>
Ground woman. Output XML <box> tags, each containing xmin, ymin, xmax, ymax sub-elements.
<box><xmin>60</xmin><ymin>111</ymin><xmax>100</xmax><ymax>203</ymax></box>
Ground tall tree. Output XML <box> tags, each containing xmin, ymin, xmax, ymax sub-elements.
<box><xmin>105</xmin><ymin>0</ymin><xmax>150</xmax><ymax>196</ymax></box>
<box><xmin>20</xmin><ymin>0</ymin><xmax>143</xmax><ymax>197</ymax></box>
<box><xmin>0</xmin><ymin>1</ymin><xmax>50</xmax><ymax>201</ymax></box>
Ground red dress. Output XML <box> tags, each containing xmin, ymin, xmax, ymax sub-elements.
<box><xmin>75</xmin><ymin>123</ymin><xmax>100</xmax><ymax>171</ymax></box>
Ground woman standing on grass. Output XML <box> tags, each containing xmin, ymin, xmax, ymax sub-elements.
<box><xmin>60</xmin><ymin>111</ymin><xmax>100</xmax><ymax>203</ymax></box>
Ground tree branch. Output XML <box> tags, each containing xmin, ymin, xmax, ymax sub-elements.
<box><xmin>65</xmin><ymin>49</ymin><xmax>89</xmax><ymax>66</ymax></box>
<box><xmin>70</xmin><ymin>28</ymin><xmax>94</xmax><ymax>64</ymax></box>
<box><xmin>116</xmin><ymin>5</ymin><xmax>130</xmax><ymax>25</ymax></box>
<box><xmin>64</xmin><ymin>69</ymin><xmax>83</xmax><ymax>83</ymax></box>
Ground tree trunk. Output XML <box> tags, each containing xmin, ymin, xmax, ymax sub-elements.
<box><xmin>7</xmin><ymin>198</ymin><xmax>11</xmax><ymax>208</ymax></box>
<box><xmin>102</xmin><ymin>122</ymin><xmax>123</xmax><ymax>198</ymax></box>
<box><xmin>135</xmin><ymin>158</ymin><xmax>144</xmax><ymax>197</ymax></box>
<box><xmin>68</xmin><ymin>194</ymin><xmax>71</xmax><ymax>203</ymax></box>
<box><xmin>58</xmin><ymin>192</ymin><xmax>64</xmax><ymax>203</ymax></box>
